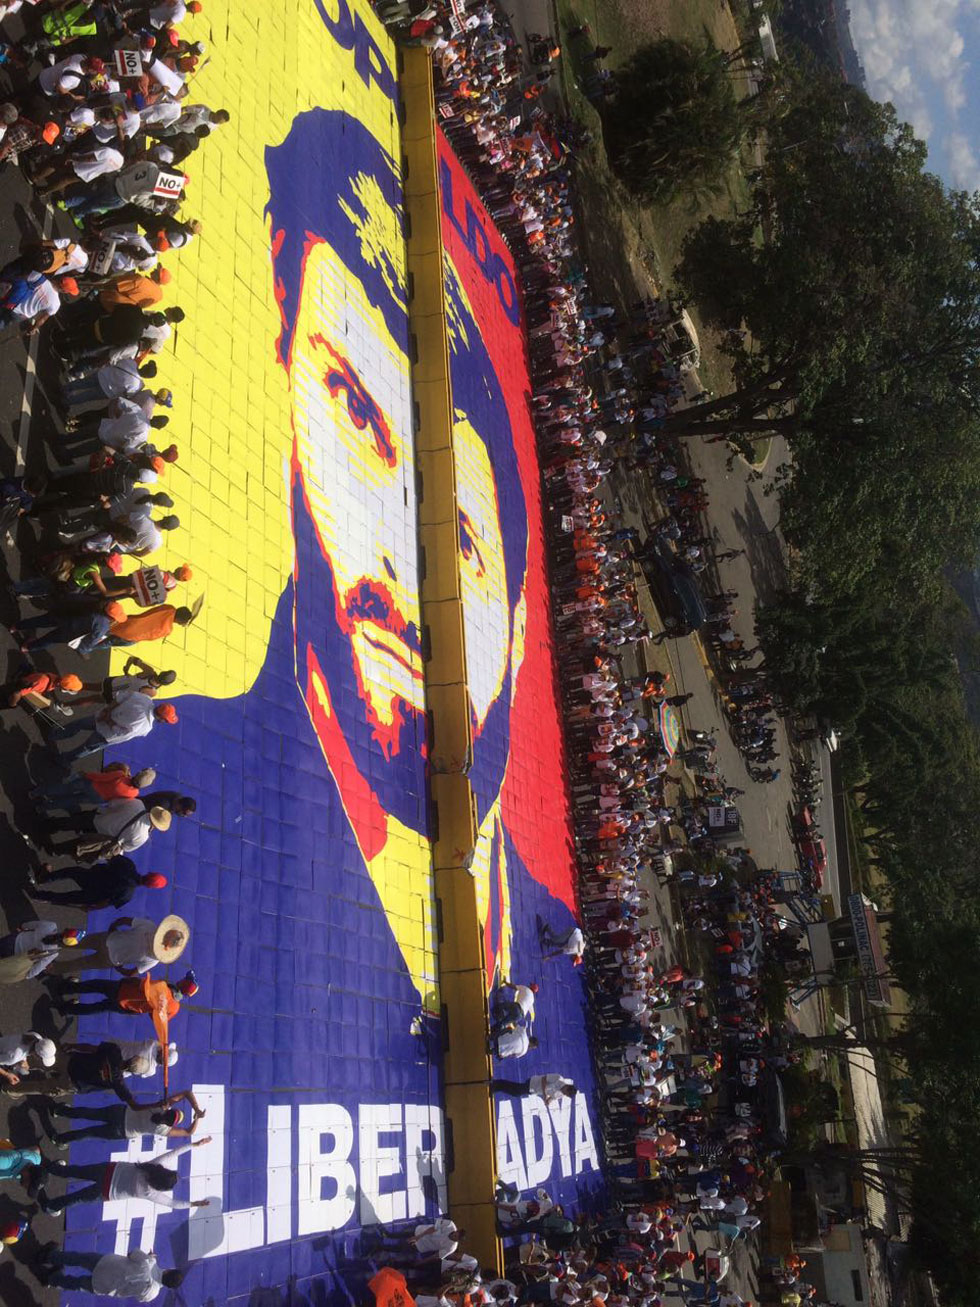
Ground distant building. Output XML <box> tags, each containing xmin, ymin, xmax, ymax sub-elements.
<box><xmin>758</xmin><ymin>14</ymin><xmax>779</xmax><ymax>62</ymax></box>
<box><xmin>807</xmin><ymin>1223</ymin><xmax>873</xmax><ymax>1305</ymax></box>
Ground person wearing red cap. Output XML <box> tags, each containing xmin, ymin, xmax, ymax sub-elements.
<box><xmin>53</xmin><ymin>969</ymin><xmax>198</xmax><ymax>1019</ymax></box>
<box><xmin>29</xmin><ymin>857</ymin><xmax>168</xmax><ymax>910</ymax></box>
<box><xmin>657</xmin><ymin>1250</ymin><xmax>696</xmax><ymax>1275</ymax></box>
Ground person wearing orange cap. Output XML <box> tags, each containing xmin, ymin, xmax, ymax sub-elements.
<box><xmin>657</xmin><ymin>1249</ymin><xmax>696</xmax><ymax>1275</ymax></box>
<box><xmin>28</xmin><ymin>236</ymin><xmax>90</xmax><ymax>279</ymax></box>
<box><xmin>104</xmin><ymin>562</ymin><xmax>192</xmax><ymax>603</ymax></box>
<box><xmin>45</xmin><ymin>685</ymin><xmax>177</xmax><ymax>760</ymax></box>
<box><xmin>107</xmin><ymin>602</ymin><xmax>196</xmax><ymax>646</ymax></box>
<box><xmin>97</xmin><ymin>266</ymin><xmax>171</xmax><ymax>310</ymax></box>
<box><xmin>0</xmin><ymin>668</ymin><xmax>81</xmax><ymax>708</ymax></box>
<box><xmin>0</xmin><ymin>105</ymin><xmax>60</xmax><ymax>166</ymax></box>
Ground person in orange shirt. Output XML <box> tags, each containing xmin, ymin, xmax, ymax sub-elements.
<box><xmin>1</xmin><ymin>669</ymin><xmax>81</xmax><ymax>708</ymax></box>
<box><xmin>98</xmin><ymin>266</ymin><xmax>171</xmax><ymax>311</ymax></box>
<box><xmin>54</xmin><ymin>970</ymin><xmax>198</xmax><ymax>1019</ymax></box>
<box><xmin>37</xmin><ymin>762</ymin><xmax>157</xmax><ymax>811</ymax></box>
<box><xmin>107</xmin><ymin>603</ymin><xmax>194</xmax><ymax>646</ymax></box>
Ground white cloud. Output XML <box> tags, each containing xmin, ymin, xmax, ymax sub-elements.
<box><xmin>947</xmin><ymin>131</ymin><xmax>980</xmax><ymax>189</ymax></box>
<box><xmin>849</xmin><ymin>0</ymin><xmax>979</xmax><ymax>184</ymax></box>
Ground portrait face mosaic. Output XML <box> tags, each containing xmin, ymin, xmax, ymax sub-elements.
<box><xmin>60</xmin><ymin>5</ymin><xmax>602</xmax><ymax>1302</ymax></box>
<box><xmin>438</xmin><ymin>137</ymin><xmax>604</xmax><ymax>1211</ymax></box>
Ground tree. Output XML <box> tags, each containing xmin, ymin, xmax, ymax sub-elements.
<box><xmin>602</xmin><ymin>39</ymin><xmax>745</xmax><ymax>204</ymax></box>
<box><xmin>668</xmin><ymin>68</ymin><xmax>980</xmax><ymax>443</ymax></box>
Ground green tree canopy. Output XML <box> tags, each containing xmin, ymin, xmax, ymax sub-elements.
<box><xmin>602</xmin><ymin>38</ymin><xmax>745</xmax><ymax>204</ymax></box>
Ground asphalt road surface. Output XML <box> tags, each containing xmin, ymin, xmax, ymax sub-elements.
<box><xmin>0</xmin><ymin>141</ymin><xmax>106</xmax><ymax>1306</ymax></box>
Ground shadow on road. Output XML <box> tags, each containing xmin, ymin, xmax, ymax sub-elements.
<box><xmin>733</xmin><ymin>484</ymin><xmax>787</xmax><ymax>608</ymax></box>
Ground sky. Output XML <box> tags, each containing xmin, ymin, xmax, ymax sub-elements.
<box><xmin>849</xmin><ymin>0</ymin><xmax>980</xmax><ymax>192</ymax></box>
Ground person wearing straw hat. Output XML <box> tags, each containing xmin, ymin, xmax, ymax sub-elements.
<box><xmin>44</xmin><ymin>798</ymin><xmax>174</xmax><ymax>857</ymax></box>
<box><xmin>46</xmin><ymin>913</ymin><xmax>189</xmax><ymax>977</ymax></box>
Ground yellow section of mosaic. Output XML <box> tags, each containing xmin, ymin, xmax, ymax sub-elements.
<box><xmin>118</xmin><ymin>1</ymin><xmax>438</xmax><ymax>1002</ymax></box>
<box><xmin>116</xmin><ymin>0</ymin><xmax>403</xmax><ymax>699</ymax></box>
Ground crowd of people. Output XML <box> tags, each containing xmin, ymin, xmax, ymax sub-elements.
<box><xmin>0</xmin><ymin>0</ymin><xmax>233</xmax><ymax>1297</ymax></box>
<box><xmin>423</xmin><ymin>6</ymin><xmax>793</xmax><ymax>1306</ymax></box>
<box><xmin>0</xmin><ymin>0</ymin><xmax>817</xmax><ymax>1302</ymax></box>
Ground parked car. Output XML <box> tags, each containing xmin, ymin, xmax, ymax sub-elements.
<box><xmin>639</xmin><ymin>540</ymin><xmax>707</xmax><ymax>635</ymax></box>
<box><xmin>792</xmin><ymin>805</ymin><xmax>826</xmax><ymax>888</ymax></box>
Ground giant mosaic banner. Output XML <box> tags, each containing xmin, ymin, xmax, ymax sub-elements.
<box><xmin>62</xmin><ymin>5</ymin><xmax>602</xmax><ymax>1302</ymax></box>
<box><xmin>437</xmin><ymin>136</ymin><xmax>603</xmax><ymax>1209</ymax></box>
<box><xmin>70</xmin><ymin>4</ymin><xmax>443</xmax><ymax>1302</ymax></box>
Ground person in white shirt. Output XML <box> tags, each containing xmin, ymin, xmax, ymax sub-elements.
<box><xmin>35</xmin><ymin>144</ymin><xmax>125</xmax><ymax>196</ymax></box>
<box><xmin>497</xmin><ymin>1188</ymin><xmax>555</xmax><ymax>1227</ymax></box>
<box><xmin>156</xmin><ymin>103</ymin><xmax>230</xmax><ymax>136</ymax></box>
<box><xmin>140</xmin><ymin>97</ymin><xmax>184</xmax><ymax>131</ymax></box>
<box><xmin>122</xmin><ymin>509</ymin><xmax>181</xmax><ymax>555</ymax></box>
<box><xmin>37</xmin><ymin>53</ymin><xmax>88</xmax><ymax>98</ymax></box>
<box><xmin>0</xmin><ymin>1030</ymin><xmax>57</xmax><ymax>1085</ymax></box>
<box><xmin>0</xmin><ymin>268</ymin><xmax>67</xmax><ymax>332</ymax></box>
<box><xmin>92</xmin><ymin>105</ymin><xmax>143</xmax><ymax>145</ymax></box>
<box><xmin>63</xmin><ymin>396</ymin><xmax>158</xmax><ymax>455</ymax></box>
<box><xmin>36</xmin><ymin>1136</ymin><xmax>212</xmax><ymax>1215</ymax></box>
<box><xmin>542</xmin><ymin>924</ymin><xmax>585</xmax><ymax>962</ymax></box>
<box><xmin>62</xmin><ymin>357</ymin><xmax>159</xmax><ymax>407</ymax></box>
<box><xmin>47</xmin><ymin>910</ymin><xmax>187</xmax><ymax>977</ymax></box>
<box><xmin>43</xmin><ymin>797</ymin><xmax>172</xmax><ymax>858</ymax></box>
<box><xmin>0</xmin><ymin>918</ymin><xmax>69</xmax><ymax>981</ymax></box>
<box><xmin>492</xmin><ymin>1025</ymin><xmax>537</xmax><ymax>1059</ymax></box>
<box><xmin>37</xmin><ymin>1245</ymin><xmax>183</xmax><ymax>1299</ymax></box>
<box><xmin>117</xmin><ymin>1038</ymin><xmax>179</xmax><ymax>1078</ymax></box>
<box><xmin>140</xmin><ymin>317</ymin><xmax>174</xmax><ymax>352</ymax></box>
<box><xmin>490</xmin><ymin>1071</ymin><xmax>576</xmax><ymax>1102</ymax></box>
<box><xmin>409</xmin><ymin>1217</ymin><xmax>462</xmax><ymax>1259</ymax></box>
<box><xmin>530</xmin><ymin>1072</ymin><xmax>576</xmax><ymax>1103</ymax></box>
<box><xmin>50</xmin><ymin>691</ymin><xmax>176</xmax><ymax>761</ymax></box>
<box><xmin>500</xmin><ymin>978</ymin><xmax>538</xmax><ymax>1018</ymax></box>
<box><xmin>50</xmin><ymin>1085</ymin><xmax>206</xmax><ymax>1144</ymax></box>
